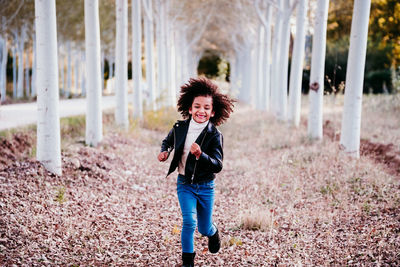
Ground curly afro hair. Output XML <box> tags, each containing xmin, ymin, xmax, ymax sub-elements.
<box><xmin>177</xmin><ymin>77</ymin><xmax>235</xmax><ymax>126</ymax></box>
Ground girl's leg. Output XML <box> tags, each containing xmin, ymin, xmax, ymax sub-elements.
<box><xmin>177</xmin><ymin>181</ymin><xmax>197</xmax><ymax>253</ymax></box>
<box><xmin>196</xmin><ymin>180</ymin><xmax>217</xmax><ymax>237</ymax></box>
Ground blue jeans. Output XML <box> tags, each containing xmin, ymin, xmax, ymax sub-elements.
<box><xmin>177</xmin><ymin>174</ymin><xmax>217</xmax><ymax>253</ymax></box>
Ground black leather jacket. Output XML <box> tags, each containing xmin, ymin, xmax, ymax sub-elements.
<box><xmin>160</xmin><ymin>119</ymin><xmax>223</xmax><ymax>184</ymax></box>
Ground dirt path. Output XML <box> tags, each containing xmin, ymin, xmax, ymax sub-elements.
<box><xmin>0</xmin><ymin>106</ymin><xmax>399</xmax><ymax>266</ymax></box>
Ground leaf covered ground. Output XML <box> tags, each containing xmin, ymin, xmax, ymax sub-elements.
<box><xmin>0</xmin><ymin>95</ymin><xmax>399</xmax><ymax>266</ymax></box>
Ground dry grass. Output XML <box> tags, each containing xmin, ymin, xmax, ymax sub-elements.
<box><xmin>0</xmin><ymin>94</ymin><xmax>399</xmax><ymax>266</ymax></box>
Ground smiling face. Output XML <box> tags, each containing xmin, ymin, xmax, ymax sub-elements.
<box><xmin>189</xmin><ymin>95</ymin><xmax>215</xmax><ymax>123</ymax></box>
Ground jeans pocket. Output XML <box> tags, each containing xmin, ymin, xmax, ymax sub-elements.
<box><xmin>204</xmin><ymin>180</ymin><xmax>215</xmax><ymax>189</ymax></box>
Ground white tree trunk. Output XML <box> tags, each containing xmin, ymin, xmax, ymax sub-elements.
<box><xmin>340</xmin><ymin>0</ymin><xmax>371</xmax><ymax>158</ymax></box>
<box><xmin>156</xmin><ymin>0</ymin><xmax>168</xmax><ymax>107</ymax></box>
<box><xmin>256</xmin><ymin>24</ymin><xmax>264</xmax><ymax>110</ymax></box>
<box><xmin>80</xmin><ymin>51</ymin><xmax>86</xmax><ymax>96</ymax></box>
<box><xmin>35</xmin><ymin>0</ymin><xmax>62</xmax><ymax>175</ymax></box>
<box><xmin>17</xmin><ymin>28</ymin><xmax>26</xmax><ymax>98</ymax></box>
<box><xmin>24</xmin><ymin>51</ymin><xmax>30</xmax><ymax>97</ymax></box>
<box><xmin>66</xmin><ymin>41</ymin><xmax>72</xmax><ymax>97</ymax></box>
<box><xmin>59</xmin><ymin>45</ymin><xmax>65</xmax><ymax>96</ymax></box>
<box><xmin>164</xmin><ymin>0</ymin><xmax>175</xmax><ymax>107</ymax></box>
<box><xmin>307</xmin><ymin>0</ymin><xmax>329</xmax><ymax>139</ymax></box>
<box><xmin>31</xmin><ymin>33</ymin><xmax>37</xmax><ymax>97</ymax></box>
<box><xmin>12</xmin><ymin>46</ymin><xmax>17</xmax><ymax>98</ymax></box>
<box><xmin>115</xmin><ymin>0</ymin><xmax>129</xmax><ymax>129</ymax></box>
<box><xmin>0</xmin><ymin>36</ymin><xmax>7</xmax><ymax>102</ymax></box>
<box><xmin>143</xmin><ymin>0</ymin><xmax>156</xmax><ymax>110</ymax></box>
<box><xmin>262</xmin><ymin>5</ymin><xmax>272</xmax><ymax>111</ymax></box>
<box><xmin>276</xmin><ymin>0</ymin><xmax>291</xmax><ymax>121</ymax></box>
<box><xmin>74</xmin><ymin>51</ymin><xmax>80</xmax><ymax>96</ymax></box>
<box><xmin>288</xmin><ymin>0</ymin><xmax>308</xmax><ymax>126</ymax></box>
<box><xmin>270</xmin><ymin>6</ymin><xmax>282</xmax><ymax>115</ymax></box>
<box><xmin>167</xmin><ymin>17</ymin><xmax>176</xmax><ymax>107</ymax></box>
<box><xmin>132</xmin><ymin>0</ymin><xmax>143</xmax><ymax>118</ymax></box>
<box><xmin>101</xmin><ymin>50</ymin><xmax>104</xmax><ymax>92</ymax></box>
<box><xmin>85</xmin><ymin>0</ymin><xmax>103</xmax><ymax>146</ymax></box>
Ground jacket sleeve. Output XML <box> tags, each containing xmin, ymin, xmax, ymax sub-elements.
<box><xmin>197</xmin><ymin>132</ymin><xmax>223</xmax><ymax>173</ymax></box>
<box><xmin>161</xmin><ymin>127</ymin><xmax>174</xmax><ymax>153</ymax></box>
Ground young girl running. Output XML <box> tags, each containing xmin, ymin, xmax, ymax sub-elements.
<box><xmin>158</xmin><ymin>77</ymin><xmax>234</xmax><ymax>267</ymax></box>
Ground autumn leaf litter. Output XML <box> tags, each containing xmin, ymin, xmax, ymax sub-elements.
<box><xmin>1</xmin><ymin>99</ymin><xmax>399</xmax><ymax>266</ymax></box>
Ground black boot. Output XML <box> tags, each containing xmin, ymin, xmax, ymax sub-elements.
<box><xmin>208</xmin><ymin>227</ymin><xmax>221</xmax><ymax>253</ymax></box>
<box><xmin>182</xmin><ymin>252</ymin><xmax>195</xmax><ymax>267</ymax></box>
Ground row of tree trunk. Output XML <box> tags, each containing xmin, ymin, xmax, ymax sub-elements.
<box><xmin>238</xmin><ymin>0</ymin><xmax>371</xmax><ymax>159</ymax></box>
<box><xmin>32</xmin><ymin>0</ymin><xmax>371</xmax><ymax>175</ymax></box>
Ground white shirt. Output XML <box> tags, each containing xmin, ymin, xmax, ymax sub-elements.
<box><xmin>178</xmin><ymin>118</ymin><xmax>208</xmax><ymax>176</ymax></box>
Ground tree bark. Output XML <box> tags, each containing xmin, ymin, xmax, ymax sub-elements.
<box><xmin>307</xmin><ymin>0</ymin><xmax>329</xmax><ymax>139</ymax></box>
<box><xmin>340</xmin><ymin>0</ymin><xmax>371</xmax><ymax>158</ymax></box>
<box><xmin>262</xmin><ymin>5</ymin><xmax>272</xmax><ymax>111</ymax></box>
<box><xmin>85</xmin><ymin>0</ymin><xmax>103</xmax><ymax>146</ymax></box>
<box><xmin>12</xmin><ymin>46</ymin><xmax>17</xmax><ymax>98</ymax></box>
<box><xmin>132</xmin><ymin>0</ymin><xmax>143</xmax><ymax>118</ymax></box>
<box><xmin>0</xmin><ymin>36</ymin><xmax>7</xmax><ymax>102</ymax></box>
<box><xmin>17</xmin><ymin>27</ymin><xmax>26</xmax><ymax>98</ymax></box>
<box><xmin>115</xmin><ymin>0</ymin><xmax>129</xmax><ymax>129</ymax></box>
<box><xmin>143</xmin><ymin>0</ymin><xmax>156</xmax><ymax>110</ymax></box>
<box><xmin>270</xmin><ymin>5</ymin><xmax>282</xmax><ymax>115</ymax></box>
<box><xmin>288</xmin><ymin>0</ymin><xmax>308</xmax><ymax>127</ymax></box>
<box><xmin>35</xmin><ymin>0</ymin><xmax>62</xmax><ymax>175</ymax></box>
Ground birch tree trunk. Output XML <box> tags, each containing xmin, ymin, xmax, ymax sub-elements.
<box><xmin>66</xmin><ymin>41</ymin><xmax>72</xmax><ymax>97</ymax></box>
<box><xmin>74</xmin><ymin>51</ymin><xmax>80</xmax><ymax>96</ymax></box>
<box><xmin>59</xmin><ymin>45</ymin><xmax>65</xmax><ymax>96</ymax></box>
<box><xmin>276</xmin><ymin>0</ymin><xmax>291</xmax><ymax>121</ymax></box>
<box><xmin>307</xmin><ymin>0</ymin><xmax>329</xmax><ymax>139</ymax></box>
<box><xmin>0</xmin><ymin>36</ymin><xmax>7</xmax><ymax>102</ymax></box>
<box><xmin>288</xmin><ymin>0</ymin><xmax>308</xmax><ymax>126</ymax></box>
<box><xmin>31</xmin><ymin>33</ymin><xmax>37</xmax><ymax>97</ymax></box>
<box><xmin>340</xmin><ymin>0</ymin><xmax>371</xmax><ymax>158</ymax></box>
<box><xmin>115</xmin><ymin>0</ymin><xmax>129</xmax><ymax>129</ymax></box>
<box><xmin>24</xmin><ymin>50</ymin><xmax>30</xmax><ymax>97</ymax></box>
<box><xmin>132</xmin><ymin>0</ymin><xmax>143</xmax><ymax>118</ymax></box>
<box><xmin>256</xmin><ymin>24</ymin><xmax>264</xmax><ymax>110</ymax></box>
<box><xmin>101</xmin><ymin>50</ymin><xmax>104</xmax><ymax>92</ymax></box>
<box><xmin>143</xmin><ymin>0</ymin><xmax>156</xmax><ymax>110</ymax></box>
<box><xmin>35</xmin><ymin>0</ymin><xmax>62</xmax><ymax>175</ymax></box>
<box><xmin>80</xmin><ymin>51</ymin><xmax>86</xmax><ymax>96</ymax></box>
<box><xmin>85</xmin><ymin>0</ymin><xmax>103</xmax><ymax>146</ymax></box>
<box><xmin>12</xmin><ymin>46</ymin><xmax>17</xmax><ymax>98</ymax></box>
<box><xmin>17</xmin><ymin>28</ymin><xmax>26</xmax><ymax>98</ymax></box>
<box><xmin>164</xmin><ymin>0</ymin><xmax>175</xmax><ymax>107</ymax></box>
<box><xmin>262</xmin><ymin>5</ymin><xmax>272</xmax><ymax>111</ymax></box>
<box><xmin>156</xmin><ymin>0</ymin><xmax>168</xmax><ymax>107</ymax></box>
<box><xmin>270</xmin><ymin>6</ymin><xmax>282</xmax><ymax>115</ymax></box>
<box><xmin>167</xmin><ymin>15</ymin><xmax>176</xmax><ymax>107</ymax></box>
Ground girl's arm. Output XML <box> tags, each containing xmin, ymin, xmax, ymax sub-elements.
<box><xmin>158</xmin><ymin>128</ymin><xmax>174</xmax><ymax>162</ymax></box>
<box><xmin>161</xmin><ymin>128</ymin><xmax>174</xmax><ymax>153</ymax></box>
<box><xmin>197</xmin><ymin>132</ymin><xmax>223</xmax><ymax>173</ymax></box>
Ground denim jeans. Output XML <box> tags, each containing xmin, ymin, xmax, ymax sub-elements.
<box><xmin>177</xmin><ymin>174</ymin><xmax>217</xmax><ymax>253</ymax></box>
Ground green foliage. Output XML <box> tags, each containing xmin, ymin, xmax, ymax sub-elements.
<box><xmin>198</xmin><ymin>50</ymin><xmax>220</xmax><ymax>78</ymax></box>
<box><xmin>325</xmin><ymin>0</ymin><xmax>399</xmax><ymax>94</ymax></box>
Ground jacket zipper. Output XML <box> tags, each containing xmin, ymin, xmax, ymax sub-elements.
<box><xmin>191</xmin><ymin>131</ymin><xmax>207</xmax><ymax>184</ymax></box>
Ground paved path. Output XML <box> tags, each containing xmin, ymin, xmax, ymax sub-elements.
<box><xmin>0</xmin><ymin>96</ymin><xmax>116</xmax><ymax>131</ymax></box>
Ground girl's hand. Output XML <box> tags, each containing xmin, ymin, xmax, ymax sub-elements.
<box><xmin>190</xmin><ymin>143</ymin><xmax>202</xmax><ymax>159</ymax></box>
<box><xmin>158</xmin><ymin>151</ymin><xmax>169</xmax><ymax>162</ymax></box>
